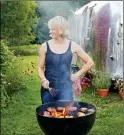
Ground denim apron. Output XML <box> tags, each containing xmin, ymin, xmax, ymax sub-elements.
<box><xmin>41</xmin><ymin>41</ymin><xmax>73</xmax><ymax>104</ymax></box>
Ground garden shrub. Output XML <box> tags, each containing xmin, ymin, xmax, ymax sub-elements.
<box><xmin>1</xmin><ymin>40</ymin><xmax>29</xmax><ymax>107</ymax></box>
<box><xmin>9</xmin><ymin>44</ymin><xmax>40</xmax><ymax>56</ymax></box>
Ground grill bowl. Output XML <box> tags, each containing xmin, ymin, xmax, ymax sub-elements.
<box><xmin>36</xmin><ymin>100</ymin><xmax>96</xmax><ymax>135</ymax></box>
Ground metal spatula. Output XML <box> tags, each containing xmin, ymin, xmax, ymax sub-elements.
<box><xmin>48</xmin><ymin>87</ymin><xmax>58</xmax><ymax>97</ymax></box>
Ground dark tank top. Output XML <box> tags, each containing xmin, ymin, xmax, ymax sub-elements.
<box><xmin>45</xmin><ymin>41</ymin><xmax>72</xmax><ymax>84</ymax></box>
<box><xmin>41</xmin><ymin>40</ymin><xmax>73</xmax><ymax>104</ymax></box>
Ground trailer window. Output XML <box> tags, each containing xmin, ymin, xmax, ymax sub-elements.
<box><xmin>88</xmin><ymin>7</ymin><xmax>94</xmax><ymax>27</ymax></box>
<box><xmin>89</xmin><ymin>8</ymin><xmax>93</xmax><ymax>19</ymax></box>
<box><xmin>86</xmin><ymin>7</ymin><xmax>94</xmax><ymax>38</ymax></box>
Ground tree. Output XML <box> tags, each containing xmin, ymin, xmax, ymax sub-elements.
<box><xmin>1</xmin><ymin>1</ymin><xmax>38</xmax><ymax>45</ymax></box>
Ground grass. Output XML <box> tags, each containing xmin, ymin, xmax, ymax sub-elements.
<box><xmin>80</xmin><ymin>90</ymin><xmax>123</xmax><ymax>135</ymax></box>
<box><xmin>1</xmin><ymin>56</ymin><xmax>124</xmax><ymax>135</ymax></box>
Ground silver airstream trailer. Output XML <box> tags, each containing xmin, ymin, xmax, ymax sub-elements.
<box><xmin>68</xmin><ymin>1</ymin><xmax>123</xmax><ymax>78</ymax></box>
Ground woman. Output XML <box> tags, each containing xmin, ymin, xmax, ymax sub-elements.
<box><xmin>38</xmin><ymin>16</ymin><xmax>94</xmax><ymax>104</ymax></box>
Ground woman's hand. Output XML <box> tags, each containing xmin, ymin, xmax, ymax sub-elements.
<box><xmin>42</xmin><ymin>79</ymin><xmax>49</xmax><ymax>89</ymax></box>
<box><xmin>71</xmin><ymin>74</ymin><xmax>79</xmax><ymax>82</ymax></box>
<box><xmin>71</xmin><ymin>74</ymin><xmax>82</xmax><ymax>91</ymax></box>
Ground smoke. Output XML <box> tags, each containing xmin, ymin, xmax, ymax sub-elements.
<box><xmin>34</xmin><ymin>1</ymin><xmax>77</xmax><ymax>43</ymax></box>
<box><xmin>36</xmin><ymin>1</ymin><xmax>76</xmax><ymax>19</ymax></box>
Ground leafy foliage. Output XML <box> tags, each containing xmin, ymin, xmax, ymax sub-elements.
<box><xmin>9</xmin><ymin>44</ymin><xmax>40</xmax><ymax>56</ymax></box>
<box><xmin>92</xmin><ymin>71</ymin><xmax>111</xmax><ymax>89</ymax></box>
<box><xmin>114</xmin><ymin>78</ymin><xmax>124</xmax><ymax>92</ymax></box>
<box><xmin>0</xmin><ymin>40</ymin><xmax>29</xmax><ymax>107</ymax></box>
<box><xmin>1</xmin><ymin>1</ymin><xmax>38</xmax><ymax>45</ymax></box>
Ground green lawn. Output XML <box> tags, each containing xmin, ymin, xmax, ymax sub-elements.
<box><xmin>1</xmin><ymin>56</ymin><xmax>123</xmax><ymax>135</ymax></box>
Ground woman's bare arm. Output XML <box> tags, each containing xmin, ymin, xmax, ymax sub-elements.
<box><xmin>72</xmin><ymin>42</ymin><xmax>94</xmax><ymax>78</ymax></box>
<box><xmin>38</xmin><ymin>43</ymin><xmax>47</xmax><ymax>82</ymax></box>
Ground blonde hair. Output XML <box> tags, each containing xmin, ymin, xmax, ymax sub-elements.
<box><xmin>48</xmin><ymin>16</ymin><xmax>69</xmax><ymax>37</ymax></box>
